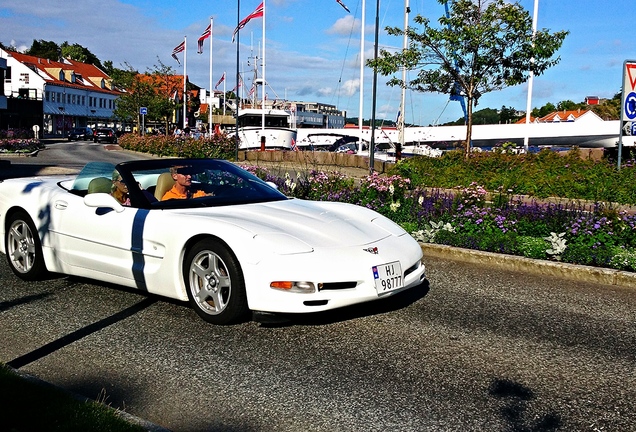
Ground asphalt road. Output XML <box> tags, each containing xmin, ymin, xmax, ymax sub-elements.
<box><xmin>1</xmin><ymin>141</ymin><xmax>636</xmax><ymax>431</ymax></box>
<box><xmin>0</xmin><ymin>139</ymin><xmax>157</xmax><ymax>179</ymax></box>
<box><xmin>2</xmin><ymin>255</ymin><xmax>635</xmax><ymax>431</ymax></box>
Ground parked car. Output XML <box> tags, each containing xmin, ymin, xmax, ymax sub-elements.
<box><xmin>93</xmin><ymin>128</ymin><xmax>118</xmax><ymax>143</ymax></box>
<box><xmin>0</xmin><ymin>158</ymin><xmax>427</xmax><ymax>325</ymax></box>
<box><xmin>67</xmin><ymin>127</ymin><xmax>93</xmax><ymax>141</ymax></box>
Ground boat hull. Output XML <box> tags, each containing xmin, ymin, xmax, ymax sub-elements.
<box><xmin>236</xmin><ymin>126</ymin><xmax>297</xmax><ymax>150</ymax></box>
<box><xmin>296</xmin><ymin>120</ymin><xmax>626</xmax><ymax>150</ymax></box>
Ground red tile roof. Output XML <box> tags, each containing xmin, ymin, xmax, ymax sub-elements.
<box><xmin>7</xmin><ymin>51</ymin><xmax>121</xmax><ymax>95</ymax></box>
<box><xmin>515</xmin><ymin>109</ymin><xmax>593</xmax><ymax>124</ymax></box>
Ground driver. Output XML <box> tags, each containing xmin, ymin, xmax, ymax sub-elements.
<box><xmin>161</xmin><ymin>166</ymin><xmax>209</xmax><ymax>200</ymax></box>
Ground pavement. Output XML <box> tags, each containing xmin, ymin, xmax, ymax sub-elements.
<box><xmin>2</xmin><ymin>144</ymin><xmax>635</xmax><ymax>431</ymax></box>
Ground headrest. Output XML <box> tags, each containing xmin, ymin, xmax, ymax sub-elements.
<box><xmin>87</xmin><ymin>177</ymin><xmax>112</xmax><ymax>194</ymax></box>
<box><xmin>155</xmin><ymin>172</ymin><xmax>176</xmax><ymax>200</ymax></box>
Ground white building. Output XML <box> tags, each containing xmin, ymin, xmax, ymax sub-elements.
<box><xmin>1</xmin><ymin>48</ymin><xmax>121</xmax><ymax>137</ymax></box>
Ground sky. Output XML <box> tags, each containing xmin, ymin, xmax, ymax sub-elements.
<box><xmin>1</xmin><ymin>0</ymin><xmax>633</xmax><ymax>126</ymax></box>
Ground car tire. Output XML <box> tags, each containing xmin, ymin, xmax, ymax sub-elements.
<box><xmin>183</xmin><ymin>238</ymin><xmax>249</xmax><ymax>324</ymax></box>
<box><xmin>5</xmin><ymin>211</ymin><xmax>48</xmax><ymax>280</ymax></box>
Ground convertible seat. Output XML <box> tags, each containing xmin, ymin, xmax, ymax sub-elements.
<box><xmin>155</xmin><ymin>172</ymin><xmax>176</xmax><ymax>200</ymax></box>
<box><xmin>87</xmin><ymin>177</ymin><xmax>112</xmax><ymax>194</ymax></box>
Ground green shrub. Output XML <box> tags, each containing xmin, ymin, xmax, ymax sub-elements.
<box><xmin>516</xmin><ymin>236</ymin><xmax>549</xmax><ymax>260</ymax></box>
<box><xmin>118</xmin><ymin>133</ymin><xmax>236</xmax><ymax>160</ymax></box>
<box><xmin>609</xmin><ymin>247</ymin><xmax>636</xmax><ymax>271</ymax></box>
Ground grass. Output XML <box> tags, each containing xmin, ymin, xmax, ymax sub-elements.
<box><xmin>0</xmin><ymin>364</ymin><xmax>146</xmax><ymax>432</ymax></box>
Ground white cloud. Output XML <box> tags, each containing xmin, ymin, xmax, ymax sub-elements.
<box><xmin>326</xmin><ymin>15</ymin><xmax>359</xmax><ymax>36</ymax></box>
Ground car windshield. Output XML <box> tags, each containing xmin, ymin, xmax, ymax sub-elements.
<box><xmin>116</xmin><ymin>158</ymin><xmax>288</xmax><ymax>209</ymax></box>
<box><xmin>71</xmin><ymin>161</ymin><xmax>117</xmax><ymax>191</ymax></box>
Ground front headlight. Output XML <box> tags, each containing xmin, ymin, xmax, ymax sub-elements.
<box><xmin>270</xmin><ymin>281</ymin><xmax>316</xmax><ymax>293</ymax></box>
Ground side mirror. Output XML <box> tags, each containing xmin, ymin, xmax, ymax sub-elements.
<box><xmin>84</xmin><ymin>193</ymin><xmax>125</xmax><ymax>213</ymax></box>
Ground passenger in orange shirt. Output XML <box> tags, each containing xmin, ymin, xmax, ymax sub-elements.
<box><xmin>161</xmin><ymin>166</ymin><xmax>209</xmax><ymax>200</ymax></box>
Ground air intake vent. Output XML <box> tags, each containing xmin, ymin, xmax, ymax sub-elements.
<box><xmin>319</xmin><ymin>282</ymin><xmax>357</xmax><ymax>291</ymax></box>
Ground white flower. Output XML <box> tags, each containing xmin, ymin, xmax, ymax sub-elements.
<box><xmin>412</xmin><ymin>221</ymin><xmax>455</xmax><ymax>243</ymax></box>
<box><xmin>544</xmin><ymin>232</ymin><xmax>567</xmax><ymax>259</ymax></box>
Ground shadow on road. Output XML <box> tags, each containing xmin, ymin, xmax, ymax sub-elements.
<box><xmin>489</xmin><ymin>378</ymin><xmax>562</xmax><ymax>431</ymax></box>
<box><xmin>7</xmin><ymin>298</ymin><xmax>157</xmax><ymax>370</ymax></box>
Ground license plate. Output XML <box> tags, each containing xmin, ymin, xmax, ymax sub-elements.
<box><xmin>372</xmin><ymin>261</ymin><xmax>403</xmax><ymax>294</ymax></box>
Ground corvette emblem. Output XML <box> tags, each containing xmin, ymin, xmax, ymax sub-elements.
<box><xmin>364</xmin><ymin>247</ymin><xmax>379</xmax><ymax>254</ymax></box>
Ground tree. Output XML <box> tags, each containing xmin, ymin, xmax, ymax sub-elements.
<box><xmin>60</xmin><ymin>41</ymin><xmax>102</xmax><ymax>68</ymax></box>
<box><xmin>148</xmin><ymin>58</ymin><xmax>185</xmax><ymax>132</ymax></box>
<box><xmin>556</xmin><ymin>99</ymin><xmax>581</xmax><ymax>111</ymax></box>
<box><xmin>590</xmin><ymin>92</ymin><xmax>620</xmax><ymax>120</ymax></box>
<box><xmin>0</xmin><ymin>41</ymin><xmax>18</xmax><ymax>52</ymax></box>
<box><xmin>25</xmin><ymin>40</ymin><xmax>61</xmax><ymax>61</ymax></box>
<box><xmin>499</xmin><ymin>105</ymin><xmax>521</xmax><ymax>124</ymax></box>
<box><xmin>531</xmin><ymin>102</ymin><xmax>557</xmax><ymax>118</ymax></box>
<box><xmin>368</xmin><ymin>0</ymin><xmax>568</xmax><ymax>158</ymax></box>
<box><xmin>111</xmin><ymin>62</ymin><xmax>157</xmax><ymax>132</ymax></box>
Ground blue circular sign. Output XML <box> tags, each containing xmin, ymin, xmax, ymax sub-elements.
<box><xmin>625</xmin><ymin>92</ymin><xmax>636</xmax><ymax>120</ymax></box>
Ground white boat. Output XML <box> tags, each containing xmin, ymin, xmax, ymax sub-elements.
<box><xmin>233</xmin><ymin>108</ymin><xmax>297</xmax><ymax>150</ymax></box>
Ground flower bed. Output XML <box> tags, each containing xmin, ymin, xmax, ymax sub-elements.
<box><xmin>240</xmin><ymin>164</ymin><xmax>636</xmax><ymax>272</ymax></box>
<box><xmin>0</xmin><ymin>138</ymin><xmax>42</xmax><ymax>154</ymax></box>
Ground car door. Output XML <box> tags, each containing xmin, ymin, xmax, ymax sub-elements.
<box><xmin>49</xmin><ymin>191</ymin><xmax>149</xmax><ymax>284</ymax></box>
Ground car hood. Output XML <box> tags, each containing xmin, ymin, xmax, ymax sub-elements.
<box><xmin>174</xmin><ymin>198</ymin><xmax>404</xmax><ymax>251</ymax></box>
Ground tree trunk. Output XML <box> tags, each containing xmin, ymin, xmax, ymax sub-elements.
<box><xmin>464</xmin><ymin>95</ymin><xmax>474</xmax><ymax>160</ymax></box>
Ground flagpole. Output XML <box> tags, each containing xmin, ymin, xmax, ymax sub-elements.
<box><xmin>209</xmin><ymin>17</ymin><xmax>213</xmax><ymax>135</ymax></box>
<box><xmin>183</xmin><ymin>36</ymin><xmax>187</xmax><ymax>130</ymax></box>
<box><xmin>223</xmin><ymin>71</ymin><xmax>227</xmax><ymax>116</ymax></box>
<box><xmin>523</xmin><ymin>0</ymin><xmax>539</xmax><ymax>153</ymax></box>
<box><xmin>369</xmin><ymin>0</ymin><xmax>380</xmax><ymax>174</ymax></box>
<box><xmin>358</xmin><ymin>0</ymin><xmax>365</xmax><ymax>155</ymax></box>
<box><xmin>261</xmin><ymin>0</ymin><xmax>266</xmax><ymax>139</ymax></box>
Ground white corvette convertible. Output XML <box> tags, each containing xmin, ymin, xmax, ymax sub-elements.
<box><xmin>0</xmin><ymin>158</ymin><xmax>426</xmax><ymax>324</ymax></box>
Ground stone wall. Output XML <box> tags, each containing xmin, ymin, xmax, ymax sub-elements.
<box><xmin>238</xmin><ymin>150</ymin><xmax>396</xmax><ymax>173</ymax></box>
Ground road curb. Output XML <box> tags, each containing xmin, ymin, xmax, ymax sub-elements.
<box><xmin>6</xmin><ymin>365</ymin><xmax>171</xmax><ymax>432</ymax></box>
<box><xmin>420</xmin><ymin>243</ymin><xmax>636</xmax><ymax>290</ymax></box>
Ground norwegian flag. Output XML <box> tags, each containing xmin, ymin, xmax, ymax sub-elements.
<box><xmin>232</xmin><ymin>2</ymin><xmax>264</xmax><ymax>43</ymax></box>
<box><xmin>171</xmin><ymin>41</ymin><xmax>185</xmax><ymax>64</ymax></box>
<box><xmin>231</xmin><ymin>75</ymin><xmax>243</xmax><ymax>92</ymax></box>
<box><xmin>197</xmin><ymin>23</ymin><xmax>211</xmax><ymax>54</ymax></box>
<box><xmin>336</xmin><ymin>0</ymin><xmax>350</xmax><ymax>13</ymax></box>
<box><xmin>290</xmin><ymin>137</ymin><xmax>298</xmax><ymax>151</ymax></box>
<box><xmin>215</xmin><ymin>72</ymin><xmax>225</xmax><ymax>89</ymax></box>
